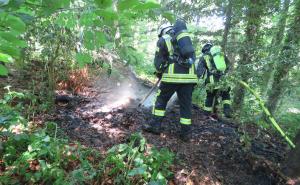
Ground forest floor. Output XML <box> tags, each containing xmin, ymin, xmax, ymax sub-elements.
<box><xmin>51</xmin><ymin>66</ymin><xmax>290</xmax><ymax>185</ymax></box>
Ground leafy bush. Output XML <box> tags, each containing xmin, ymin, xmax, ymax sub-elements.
<box><xmin>192</xmin><ymin>81</ymin><xmax>206</xmax><ymax>108</ymax></box>
<box><xmin>278</xmin><ymin>112</ymin><xmax>300</xmax><ymax>138</ymax></box>
<box><xmin>101</xmin><ymin>133</ymin><xmax>174</xmax><ymax>185</ymax></box>
<box><xmin>0</xmin><ymin>93</ymin><xmax>174</xmax><ymax>184</ymax></box>
<box><xmin>1</xmin><ymin>87</ymin><xmax>51</xmax><ymax>117</ymax></box>
<box><xmin>0</xmin><ymin>100</ymin><xmax>101</xmax><ymax>184</ymax></box>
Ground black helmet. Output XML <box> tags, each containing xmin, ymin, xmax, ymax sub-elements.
<box><xmin>202</xmin><ymin>43</ymin><xmax>213</xmax><ymax>53</ymax></box>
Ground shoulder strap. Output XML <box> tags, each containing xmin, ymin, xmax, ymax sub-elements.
<box><xmin>204</xmin><ymin>54</ymin><xmax>212</xmax><ymax>70</ymax></box>
<box><xmin>175</xmin><ymin>30</ymin><xmax>191</xmax><ymax>41</ymax></box>
<box><xmin>162</xmin><ymin>35</ymin><xmax>174</xmax><ymax>55</ymax></box>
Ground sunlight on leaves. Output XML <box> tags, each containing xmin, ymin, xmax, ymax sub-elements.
<box><xmin>0</xmin><ymin>64</ymin><xmax>8</xmax><ymax>75</ymax></box>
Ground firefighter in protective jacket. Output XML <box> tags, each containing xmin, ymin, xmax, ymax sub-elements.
<box><xmin>197</xmin><ymin>43</ymin><xmax>232</xmax><ymax>118</ymax></box>
<box><xmin>143</xmin><ymin>21</ymin><xmax>198</xmax><ymax>141</ymax></box>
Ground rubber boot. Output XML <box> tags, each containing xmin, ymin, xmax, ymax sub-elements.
<box><xmin>224</xmin><ymin>104</ymin><xmax>232</xmax><ymax>118</ymax></box>
<box><xmin>179</xmin><ymin>124</ymin><xmax>191</xmax><ymax>142</ymax></box>
<box><xmin>143</xmin><ymin>116</ymin><xmax>163</xmax><ymax>135</ymax></box>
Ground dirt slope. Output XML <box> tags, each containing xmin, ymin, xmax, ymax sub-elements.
<box><xmin>53</xmin><ymin>70</ymin><xmax>289</xmax><ymax>185</ymax></box>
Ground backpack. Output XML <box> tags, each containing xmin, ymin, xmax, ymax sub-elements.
<box><xmin>209</xmin><ymin>46</ymin><xmax>226</xmax><ymax>72</ymax></box>
<box><xmin>172</xmin><ymin>19</ymin><xmax>195</xmax><ymax>67</ymax></box>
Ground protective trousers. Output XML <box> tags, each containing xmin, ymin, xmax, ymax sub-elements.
<box><xmin>203</xmin><ymin>88</ymin><xmax>231</xmax><ymax>113</ymax></box>
<box><xmin>152</xmin><ymin>83</ymin><xmax>194</xmax><ymax>125</ymax></box>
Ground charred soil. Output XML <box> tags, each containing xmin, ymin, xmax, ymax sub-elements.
<box><xmin>53</xmin><ymin>72</ymin><xmax>290</xmax><ymax>185</ymax></box>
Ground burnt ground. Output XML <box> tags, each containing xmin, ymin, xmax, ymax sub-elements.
<box><xmin>52</xmin><ymin>71</ymin><xmax>292</xmax><ymax>185</ymax></box>
<box><xmin>1</xmin><ymin>61</ymin><xmax>299</xmax><ymax>185</ymax></box>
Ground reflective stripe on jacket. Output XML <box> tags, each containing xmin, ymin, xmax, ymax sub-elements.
<box><xmin>160</xmin><ymin>35</ymin><xmax>198</xmax><ymax>84</ymax></box>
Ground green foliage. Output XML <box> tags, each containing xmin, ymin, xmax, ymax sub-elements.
<box><xmin>0</xmin><ymin>1</ymin><xmax>33</xmax><ymax>77</ymax></box>
<box><xmin>0</xmin><ymin>117</ymin><xmax>100</xmax><ymax>184</ymax></box>
<box><xmin>162</xmin><ymin>12</ymin><xmax>175</xmax><ymax>23</ymax></box>
<box><xmin>0</xmin><ymin>0</ymin><xmax>299</xmax><ymax>181</ymax></box>
<box><xmin>94</xmin><ymin>0</ymin><xmax>113</xmax><ymax>8</ymax></box>
<box><xmin>279</xmin><ymin>112</ymin><xmax>300</xmax><ymax>137</ymax></box>
<box><xmin>0</xmin><ymin>53</ymin><xmax>13</xmax><ymax>63</ymax></box>
<box><xmin>76</xmin><ymin>53</ymin><xmax>92</xmax><ymax>68</ymax></box>
<box><xmin>0</xmin><ymin>87</ymin><xmax>50</xmax><ymax>116</ymax></box>
<box><xmin>0</xmin><ymin>93</ymin><xmax>96</xmax><ymax>184</ymax></box>
<box><xmin>192</xmin><ymin>83</ymin><xmax>206</xmax><ymax>108</ymax></box>
<box><xmin>0</xmin><ymin>64</ymin><xmax>8</xmax><ymax>75</ymax></box>
<box><xmin>0</xmin><ymin>0</ymin><xmax>167</xmax><ymax>75</ymax></box>
<box><xmin>72</xmin><ymin>0</ymin><xmax>162</xmax><ymax>67</ymax></box>
<box><xmin>0</xmin><ymin>91</ymin><xmax>174</xmax><ymax>184</ymax></box>
<box><xmin>103</xmin><ymin>133</ymin><xmax>174</xmax><ymax>184</ymax></box>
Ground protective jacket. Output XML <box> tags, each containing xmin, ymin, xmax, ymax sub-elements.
<box><xmin>154</xmin><ymin>34</ymin><xmax>198</xmax><ymax>84</ymax></box>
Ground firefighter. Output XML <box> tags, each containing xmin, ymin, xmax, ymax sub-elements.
<box><xmin>197</xmin><ymin>43</ymin><xmax>232</xmax><ymax>118</ymax></box>
<box><xmin>143</xmin><ymin>22</ymin><xmax>198</xmax><ymax>141</ymax></box>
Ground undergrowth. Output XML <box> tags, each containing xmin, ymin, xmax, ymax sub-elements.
<box><xmin>0</xmin><ymin>91</ymin><xmax>174</xmax><ymax>185</ymax></box>
<box><xmin>101</xmin><ymin>133</ymin><xmax>174</xmax><ymax>184</ymax></box>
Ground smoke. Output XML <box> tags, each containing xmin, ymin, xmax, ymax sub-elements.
<box><xmin>140</xmin><ymin>90</ymin><xmax>178</xmax><ymax>108</ymax></box>
<box><xmin>90</xmin><ymin>69</ymin><xmax>177</xmax><ymax>113</ymax></box>
<box><xmin>97</xmin><ymin>80</ymin><xmax>137</xmax><ymax>112</ymax></box>
<box><xmin>97</xmin><ymin>79</ymin><xmax>179</xmax><ymax>113</ymax></box>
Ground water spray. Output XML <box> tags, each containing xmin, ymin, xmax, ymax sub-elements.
<box><xmin>138</xmin><ymin>79</ymin><xmax>161</xmax><ymax>107</ymax></box>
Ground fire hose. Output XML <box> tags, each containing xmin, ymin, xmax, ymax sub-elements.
<box><xmin>235</xmin><ymin>78</ymin><xmax>295</xmax><ymax>148</ymax></box>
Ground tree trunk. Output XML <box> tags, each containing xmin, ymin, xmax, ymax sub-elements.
<box><xmin>271</xmin><ymin>0</ymin><xmax>291</xmax><ymax>46</ymax></box>
<box><xmin>232</xmin><ymin>0</ymin><xmax>265</xmax><ymax>111</ymax></box>
<box><xmin>265</xmin><ymin>0</ymin><xmax>300</xmax><ymax>114</ymax></box>
<box><xmin>222</xmin><ymin>0</ymin><xmax>233</xmax><ymax>53</ymax></box>
<box><xmin>262</xmin><ymin>0</ymin><xmax>291</xmax><ymax>98</ymax></box>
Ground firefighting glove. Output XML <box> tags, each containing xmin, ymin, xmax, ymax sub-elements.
<box><xmin>154</xmin><ymin>71</ymin><xmax>162</xmax><ymax>79</ymax></box>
